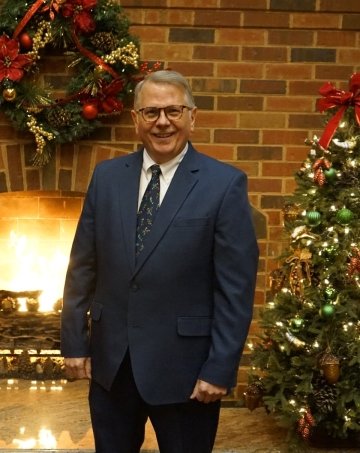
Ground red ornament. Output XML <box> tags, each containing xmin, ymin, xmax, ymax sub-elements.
<box><xmin>82</xmin><ymin>102</ymin><xmax>98</xmax><ymax>120</ymax></box>
<box><xmin>19</xmin><ymin>32</ymin><xmax>33</xmax><ymax>50</ymax></box>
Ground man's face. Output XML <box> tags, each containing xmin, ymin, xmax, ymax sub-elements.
<box><xmin>131</xmin><ymin>82</ymin><xmax>197</xmax><ymax>164</ymax></box>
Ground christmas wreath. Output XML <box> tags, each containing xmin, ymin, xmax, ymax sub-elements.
<box><xmin>0</xmin><ymin>0</ymin><xmax>152</xmax><ymax>165</ymax></box>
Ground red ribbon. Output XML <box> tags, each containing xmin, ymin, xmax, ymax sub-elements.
<box><xmin>71</xmin><ymin>29</ymin><xmax>119</xmax><ymax>79</ymax></box>
<box><xmin>13</xmin><ymin>0</ymin><xmax>45</xmax><ymax>39</ymax></box>
<box><xmin>316</xmin><ymin>73</ymin><xmax>360</xmax><ymax>149</ymax></box>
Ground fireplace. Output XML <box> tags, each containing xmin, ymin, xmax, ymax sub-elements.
<box><xmin>0</xmin><ymin>190</ymin><xmax>83</xmax><ymax>380</ymax></box>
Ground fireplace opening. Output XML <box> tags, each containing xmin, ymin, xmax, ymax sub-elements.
<box><xmin>0</xmin><ymin>190</ymin><xmax>83</xmax><ymax>380</ymax></box>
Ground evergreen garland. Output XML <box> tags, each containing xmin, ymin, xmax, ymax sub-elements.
<box><xmin>0</xmin><ymin>0</ymin><xmax>147</xmax><ymax>165</ymax></box>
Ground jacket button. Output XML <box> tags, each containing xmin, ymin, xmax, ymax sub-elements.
<box><xmin>131</xmin><ymin>283</ymin><xmax>139</xmax><ymax>291</ymax></box>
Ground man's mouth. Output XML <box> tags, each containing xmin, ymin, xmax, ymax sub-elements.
<box><xmin>153</xmin><ymin>132</ymin><xmax>174</xmax><ymax>139</ymax></box>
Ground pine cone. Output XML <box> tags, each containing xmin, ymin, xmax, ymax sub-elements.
<box><xmin>47</xmin><ymin>107</ymin><xmax>72</xmax><ymax>128</ymax></box>
<box><xmin>90</xmin><ymin>32</ymin><xmax>118</xmax><ymax>53</ymax></box>
<box><xmin>312</xmin><ymin>384</ymin><xmax>338</xmax><ymax>414</ymax></box>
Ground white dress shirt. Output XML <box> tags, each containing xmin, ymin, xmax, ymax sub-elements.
<box><xmin>138</xmin><ymin>144</ymin><xmax>188</xmax><ymax>210</ymax></box>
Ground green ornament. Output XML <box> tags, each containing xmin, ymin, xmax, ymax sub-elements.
<box><xmin>320</xmin><ymin>303</ymin><xmax>335</xmax><ymax>317</ymax></box>
<box><xmin>306</xmin><ymin>210</ymin><xmax>321</xmax><ymax>226</ymax></box>
<box><xmin>336</xmin><ymin>208</ymin><xmax>353</xmax><ymax>225</ymax></box>
<box><xmin>324</xmin><ymin>286</ymin><xmax>337</xmax><ymax>301</ymax></box>
<box><xmin>291</xmin><ymin>317</ymin><xmax>304</xmax><ymax>331</ymax></box>
<box><xmin>324</xmin><ymin>167</ymin><xmax>337</xmax><ymax>182</ymax></box>
<box><xmin>322</xmin><ymin>246</ymin><xmax>337</xmax><ymax>259</ymax></box>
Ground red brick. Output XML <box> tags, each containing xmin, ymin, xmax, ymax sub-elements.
<box><xmin>319</xmin><ymin>0</ymin><xmax>360</xmax><ymax>13</ymax></box>
<box><xmin>268</xmin><ymin>29</ymin><xmax>314</xmax><ymax>46</ymax></box>
<box><xmin>194</xmin><ymin>10</ymin><xmax>240</xmax><ymax>27</ymax></box>
<box><xmin>316</xmin><ymin>30</ymin><xmax>356</xmax><ymax>47</ymax></box>
<box><xmin>292</xmin><ymin>13</ymin><xmax>340</xmax><ymax>29</ymax></box>
<box><xmin>265</xmin><ymin>96</ymin><xmax>314</xmax><ymax>112</ymax></box>
<box><xmin>338</xmin><ymin>48</ymin><xmax>360</xmax><ymax>65</ymax></box>
<box><xmin>248</xmin><ymin>178</ymin><xmax>282</xmax><ymax>193</ymax></box>
<box><xmin>217</xmin><ymin>62</ymin><xmax>263</xmax><ymax>79</ymax></box>
<box><xmin>262</xmin><ymin>161</ymin><xmax>301</xmax><ymax>177</ymax></box>
<box><xmin>214</xmin><ymin>129</ymin><xmax>259</xmax><ymax>144</ymax></box>
<box><xmin>239</xmin><ymin>112</ymin><xmax>286</xmax><ymax>129</ymax></box>
<box><xmin>242</xmin><ymin>46</ymin><xmax>287</xmax><ymax>62</ymax></box>
<box><xmin>262</xmin><ymin>130</ymin><xmax>308</xmax><ymax>145</ymax></box>
<box><xmin>265</xmin><ymin>63</ymin><xmax>312</xmax><ymax>80</ymax></box>
<box><xmin>193</xmin><ymin>45</ymin><xmax>239</xmax><ymax>61</ymax></box>
<box><xmin>195</xmin><ymin>144</ymin><xmax>235</xmax><ymax>161</ymax></box>
<box><xmin>217</xmin><ymin>29</ymin><xmax>266</xmax><ymax>45</ymax></box>
<box><xmin>243</xmin><ymin>11</ymin><xmax>290</xmax><ymax>28</ymax></box>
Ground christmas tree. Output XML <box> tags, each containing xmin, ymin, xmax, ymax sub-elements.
<box><xmin>245</xmin><ymin>73</ymin><xmax>360</xmax><ymax>450</ymax></box>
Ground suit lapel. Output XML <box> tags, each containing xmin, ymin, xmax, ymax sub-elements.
<box><xmin>119</xmin><ymin>151</ymin><xmax>143</xmax><ymax>271</ymax></box>
<box><xmin>133</xmin><ymin>145</ymin><xmax>200</xmax><ymax>274</ymax></box>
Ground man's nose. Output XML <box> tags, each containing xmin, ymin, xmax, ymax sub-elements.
<box><xmin>156</xmin><ymin>109</ymin><xmax>171</xmax><ymax>124</ymax></box>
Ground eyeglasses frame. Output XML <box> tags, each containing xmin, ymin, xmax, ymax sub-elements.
<box><xmin>135</xmin><ymin>105</ymin><xmax>193</xmax><ymax>123</ymax></box>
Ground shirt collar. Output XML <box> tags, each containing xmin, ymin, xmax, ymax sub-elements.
<box><xmin>142</xmin><ymin>143</ymin><xmax>188</xmax><ymax>181</ymax></box>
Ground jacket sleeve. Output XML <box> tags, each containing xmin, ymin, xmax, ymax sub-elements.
<box><xmin>60</xmin><ymin>169</ymin><xmax>98</xmax><ymax>358</ymax></box>
<box><xmin>198</xmin><ymin>171</ymin><xmax>259</xmax><ymax>389</ymax></box>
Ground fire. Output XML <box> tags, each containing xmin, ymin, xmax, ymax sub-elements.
<box><xmin>0</xmin><ymin>231</ymin><xmax>69</xmax><ymax>312</ymax></box>
<box><xmin>12</xmin><ymin>427</ymin><xmax>57</xmax><ymax>449</ymax></box>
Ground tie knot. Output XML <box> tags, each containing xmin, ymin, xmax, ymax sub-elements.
<box><xmin>150</xmin><ymin>164</ymin><xmax>161</xmax><ymax>177</ymax></box>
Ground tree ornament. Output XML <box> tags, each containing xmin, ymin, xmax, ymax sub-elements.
<box><xmin>82</xmin><ymin>102</ymin><xmax>99</xmax><ymax>120</ymax></box>
<box><xmin>19</xmin><ymin>32</ymin><xmax>33</xmax><ymax>50</ymax></box>
<box><xmin>286</xmin><ymin>248</ymin><xmax>312</xmax><ymax>296</ymax></box>
<box><xmin>285</xmin><ymin>330</ymin><xmax>306</xmax><ymax>348</ymax></box>
<box><xmin>347</xmin><ymin>247</ymin><xmax>360</xmax><ymax>278</ymax></box>
<box><xmin>306</xmin><ymin>210</ymin><xmax>321</xmax><ymax>226</ymax></box>
<box><xmin>290</xmin><ymin>317</ymin><xmax>304</xmax><ymax>331</ymax></box>
<box><xmin>243</xmin><ymin>382</ymin><xmax>264</xmax><ymax>411</ymax></box>
<box><xmin>324</xmin><ymin>167</ymin><xmax>337</xmax><ymax>182</ymax></box>
<box><xmin>324</xmin><ymin>286</ymin><xmax>337</xmax><ymax>301</ymax></box>
<box><xmin>319</xmin><ymin>303</ymin><xmax>335</xmax><ymax>318</ymax></box>
<box><xmin>2</xmin><ymin>87</ymin><xmax>17</xmax><ymax>102</ymax></box>
<box><xmin>336</xmin><ymin>208</ymin><xmax>353</xmax><ymax>225</ymax></box>
<box><xmin>269</xmin><ymin>268</ymin><xmax>287</xmax><ymax>294</ymax></box>
<box><xmin>313</xmin><ymin>380</ymin><xmax>338</xmax><ymax>414</ymax></box>
<box><xmin>319</xmin><ymin>353</ymin><xmax>340</xmax><ymax>384</ymax></box>
<box><xmin>283</xmin><ymin>203</ymin><xmax>301</xmax><ymax>223</ymax></box>
<box><xmin>0</xmin><ymin>0</ymin><xmax>149</xmax><ymax>165</ymax></box>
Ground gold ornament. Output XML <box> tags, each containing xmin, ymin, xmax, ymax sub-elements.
<box><xmin>283</xmin><ymin>203</ymin><xmax>301</xmax><ymax>223</ymax></box>
<box><xmin>269</xmin><ymin>268</ymin><xmax>287</xmax><ymax>294</ymax></box>
<box><xmin>286</xmin><ymin>248</ymin><xmax>312</xmax><ymax>296</ymax></box>
<box><xmin>319</xmin><ymin>352</ymin><xmax>340</xmax><ymax>384</ymax></box>
<box><xmin>3</xmin><ymin>88</ymin><xmax>17</xmax><ymax>102</ymax></box>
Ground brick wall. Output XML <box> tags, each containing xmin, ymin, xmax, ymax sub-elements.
<box><xmin>0</xmin><ymin>0</ymin><xmax>360</xmax><ymax>398</ymax></box>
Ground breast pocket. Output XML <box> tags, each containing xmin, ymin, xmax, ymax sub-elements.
<box><xmin>173</xmin><ymin>217</ymin><xmax>210</xmax><ymax>228</ymax></box>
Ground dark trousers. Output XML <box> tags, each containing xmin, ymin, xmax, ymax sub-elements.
<box><xmin>88</xmin><ymin>352</ymin><xmax>220</xmax><ymax>453</ymax></box>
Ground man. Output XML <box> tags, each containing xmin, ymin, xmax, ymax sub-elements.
<box><xmin>61</xmin><ymin>70</ymin><xmax>259</xmax><ymax>453</ymax></box>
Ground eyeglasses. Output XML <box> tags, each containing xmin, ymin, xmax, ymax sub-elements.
<box><xmin>136</xmin><ymin>105</ymin><xmax>192</xmax><ymax>122</ymax></box>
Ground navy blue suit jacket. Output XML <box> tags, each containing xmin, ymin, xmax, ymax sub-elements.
<box><xmin>61</xmin><ymin>142</ymin><xmax>259</xmax><ymax>405</ymax></box>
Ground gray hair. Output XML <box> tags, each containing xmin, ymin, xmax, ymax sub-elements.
<box><xmin>133</xmin><ymin>70</ymin><xmax>196</xmax><ymax>108</ymax></box>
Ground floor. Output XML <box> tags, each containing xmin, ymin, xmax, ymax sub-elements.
<box><xmin>0</xmin><ymin>379</ymin><xmax>357</xmax><ymax>453</ymax></box>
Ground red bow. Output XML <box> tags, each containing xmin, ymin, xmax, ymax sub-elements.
<box><xmin>316</xmin><ymin>73</ymin><xmax>360</xmax><ymax>149</ymax></box>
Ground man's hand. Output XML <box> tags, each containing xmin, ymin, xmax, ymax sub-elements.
<box><xmin>190</xmin><ymin>379</ymin><xmax>227</xmax><ymax>403</ymax></box>
<box><xmin>64</xmin><ymin>357</ymin><xmax>91</xmax><ymax>381</ymax></box>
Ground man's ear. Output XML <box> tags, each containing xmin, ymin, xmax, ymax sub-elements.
<box><xmin>190</xmin><ymin>107</ymin><xmax>197</xmax><ymax>132</ymax></box>
<box><xmin>131</xmin><ymin>109</ymin><xmax>139</xmax><ymax>134</ymax></box>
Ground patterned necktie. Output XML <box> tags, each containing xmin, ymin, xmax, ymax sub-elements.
<box><xmin>136</xmin><ymin>164</ymin><xmax>161</xmax><ymax>256</ymax></box>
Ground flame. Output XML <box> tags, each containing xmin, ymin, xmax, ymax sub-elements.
<box><xmin>0</xmin><ymin>231</ymin><xmax>69</xmax><ymax>312</ymax></box>
<box><xmin>12</xmin><ymin>427</ymin><xmax>57</xmax><ymax>449</ymax></box>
